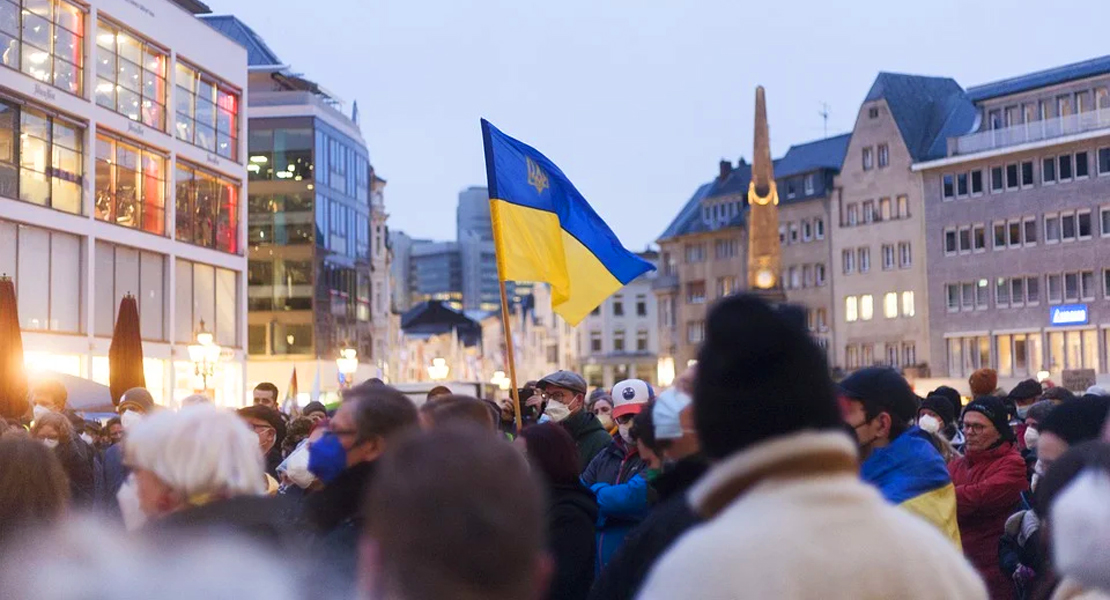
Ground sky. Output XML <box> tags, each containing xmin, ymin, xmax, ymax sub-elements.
<box><xmin>212</xmin><ymin>0</ymin><xmax>1110</xmax><ymax>250</ymax></box>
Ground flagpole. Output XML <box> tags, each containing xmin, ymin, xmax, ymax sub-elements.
<box><xmin>498</xmin><ymin>279</ymin><xmax>524</xmax><ymax>433</ymax></box>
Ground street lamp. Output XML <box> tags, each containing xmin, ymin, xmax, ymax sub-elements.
<box><xmin>337</xmin><ymin>347</ymin><xmax>358</xmax><ymax>388</ymax></box>
<box><xmin>427</xmin><ymin>357</ymin><xmax>450</xmax><ymax>381</ymax></box>
<box><xmin>1036</xmin><ymin>370</ymin><xmax>1051</xmax><ymax>383</ymax></box>
<box><xmin>187</xmin><ymin>319</ymin><xmax>222</xmax><ymax>392</ymax></box>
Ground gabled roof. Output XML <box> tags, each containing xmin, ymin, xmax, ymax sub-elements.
<box><xmin>657</xmin><ymin>182</ymin><xmax>712</xmax><ymax>242</ymax></box>
<box><xmin>865</xmin><ymin>72</ymin><xmax>978</xmax><ymax>162</ymax></box>
<box><xmin>705</xmin><ymin>160</ymin><xmax>753</xmax><ymax>199</ymax></box>
<box><xmin>774</xmin><ymin>133</ymin><xmax>851</xmax><ymax>178</ymax></box>
<box><xmin>197</xmin><ymin>15</ymin><xmax>282</xmax><ymax>67</ymax></box>
<box><xmin>400</xmin><ymin>301</ymin><xmax>482</xmax><ymax>347</ymax></box>
<box><xmin>967</xmin><ymin>55</ymin><xmax>1110</xmax><ymax>103</ymax></box>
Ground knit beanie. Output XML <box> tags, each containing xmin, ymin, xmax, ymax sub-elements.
<box><xmin>1025</xmin><ymin>400</ymin><xmax>1055</xmax><ymax>425</ymax></box>
<box><xmin>929</xmin><ymin>386</ymin><xmax>963</xmax><ymax>423</ymax></box>
<box><xmin>1008</xmin><ymin>379</ymin><xmax>1044</xmax><ymax>403</ymax></box>
<box><xmin>919</xmin><ymin>395</ymin><xmax>956</xmax><ymax>428</ymax></box>
<box><xmin>962</xmin><ymin>396</ymin><xmax>1015</xmax><ymax>441</ymax></box>
<box><xmin>1039</xmin><ymin>396</ymin><xmax>1110</xmax><ymax>445</ymax></box>
<box><xmin>969</xmin><ymin>369</ymin><xmax>998</xmax><ymax>397</ymax></box>
<box><xmin>1042</xmin><ymin>386</ymin><xmax>1077</xmax><ymax>404</ymax></box>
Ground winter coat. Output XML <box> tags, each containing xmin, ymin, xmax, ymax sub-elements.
<box><xmin>949</xmin><ymin>441</ymin><xmax>1029</xmax><ymax>600</ymax></box>
<box><xmin>588</xmin><ymin>455</ymin><xmax>707</xmax><ymax>600</ymax></box>
<box><xmin>860</xmin><ymin>426</ymin><xmax>962</xmax><ymax>547</ymax></box>
<box><xmin>638</xmin><ymin>431</ymin><xmax>987</xmax><ymax>600</ymax></box>
<box><xmin>581</xmin><ymin>437</ymin><xmax>648</xmax><ymax>572</ymax></box>
<box><xmin>561</xmin><ymin>411</ymin><xmax>613</xmax><ymax>471</ymax></box>
<box><xmin>147</xmin><ymin>494</ymin><xmax>299</xmax><ymax>555</ymax></box>
<box><xmin>546</xmin><ymin>483</ymin><xmax>598</xmax><ymax>600</ymax></box>
<box><xmin>54</xmin><ymin>438</ymin><xmax>96</xmax><ymax>507</ymax></box>
<box><xmin>302</xmin><ymin>461</ymin><xmax>378</xmax><ymax>596</ymax></box>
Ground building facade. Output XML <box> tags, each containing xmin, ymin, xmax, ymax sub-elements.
<box><xmin>0</xmin><ymin>0</ymin><xmax>249</xmax><ymax>406</ymax></box>
<box><xmin>919</xmin><ymin>58</ymin><xmax>1110</xmax><ymax>388</ymax></box>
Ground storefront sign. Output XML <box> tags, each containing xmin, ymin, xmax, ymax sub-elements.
<box><xmin>1050</xmin><ymin>304</ymin><xmax>1089</xmax><ymax>326</ymax></box>
<box><xmin>1062</xmin><ymin>369</ymin><xmax>1097</xmax><ymax>392</ymax></box>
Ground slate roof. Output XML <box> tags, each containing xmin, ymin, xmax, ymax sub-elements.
<box><xmin>704</xmin><ymin>159</ymin><xmax>753</xmax><ymax>200</ymax></box>
<box><xmin>967</xmin><ymin>55</ymin><xmax>1110</xmax><ymax>103</ymax></box>
<box><xmin>401</xmin><ymin>301</ymin><xmax>481</xmax><ymax>347</ymax></box>
<box><xmin>197</xmin><ymin>15</ymin><xmax>282</xmax><ymax>67</ymax></box>
<box><xmin>774</xmin><ymin>133</ymin><xmax>851</xmax><ymax>179</ymax></box>
<box><xmin>657</xmin><ymin>182</ymin><xmax>713</xmax><ymax>242</ymax></box>
<box><xmin>865</xmin><ymin>72</ymin><xmax>978</xmax><ymax>162</ymax></box>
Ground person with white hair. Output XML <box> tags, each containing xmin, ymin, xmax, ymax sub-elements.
<box><xmin>120</xmin><ymin>404</ymin><xmax>295</xmax><ymax>553</ymax></box>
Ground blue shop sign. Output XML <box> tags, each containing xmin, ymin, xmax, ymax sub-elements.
<box><xmin>1050</xmin><ymin>304</ymin><xmax>1089</xmax><ymax>326</ymax></box>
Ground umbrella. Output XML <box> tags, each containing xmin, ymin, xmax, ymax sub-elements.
<box><xmin>0</xmin><ymin>275</ymin><xmax>28</xmax><ymax>419</ymax></box>
<box><xmin>28</xmin><ymin>372</ymin><xmax>115</xmax><ymax>414</ymax></box>
<box><xmin>108</xmin><ymin>294</ymin><xmax>145</xmax><ymax>406</ymax></box>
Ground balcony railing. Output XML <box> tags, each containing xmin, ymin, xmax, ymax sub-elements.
<box><xmin>249</xmin><ymin>90</ymin><xmax>352</xmax><ymax>126</ymax></box>
<box><xmin>652</xmin><ymin>273</ymin><xmax>679</xmax><ymax>291</ymax></box>
<box><xmin>949</xmin><ymin>108</ymin><xmax>1110</xmax><ymax>156</ymax></box>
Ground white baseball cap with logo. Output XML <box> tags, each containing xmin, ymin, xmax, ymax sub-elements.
<box><xmin>611</xmin><ymin>379</ymin><xmax>654</xmax><ymax>418</ymax></box>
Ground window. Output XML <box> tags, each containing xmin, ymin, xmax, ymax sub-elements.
<box><xmin>1046</xmin><ymin>215</ymin><xmax>1061</xmax><ymax>243</ymax></box>
<box><xmin>248</xmin><ymin>126</ymin><xmax>314</xmax><ymax>182</ymax></box>
<box><xmin>1027</xmin><ymin>276</ymin><xmax>1040</xmax><ymax>304</ymax></box>
<box><xmin>716</xmin><ymin>276</ymin><xmax>737</xmax><ymax>297</ymax></box>
<box><xmin>957</xmin><ymin>173</ymin><xmax>969</xmax><ymax>196</ymax></box>
<box><xmin>1079</xmin><ymin>210</ymin><xmax>1093</xmax><ymax>239</ymax></box>
<box><xmin>863</xmin><ymin>147</ymin><xmax>873</xmax><ymax>170</ymax></box>
<box><xmin>788</xmin><ymin>266</ymin><xmax>800</xmax><ymax>290</ymax></box>
<box><xmin>816</xmin><ymin>308</ymin><xmax>828</xmax><ymax>332</ymax></box>
<box><xmin>996</xmin><ymin>277</ymin><xmax>1010</xmax><ymax>307</ymax></box>
<box><xmin>962</xmin><ymin>282</ymin><xmax>975</xmax><ymax>309</ymax></box>
<box><xmin>1006</xmin><ymin>164</ymin><xmax>1019</xmax><ymax>189</ymax></box>
<box><xmin>815</xmin><ymin>218</ymin><xmax>825</xmax><ymax>239</ymax></box>
<box><xmin>845</xmin><ymin>296</ymin><xmax>859</xmax><ymax>322</ymax></box>
<box><xmin>903</xmin><ymin>343</ymin><xmax>917</xmax><ymax>367</ymax></box>
<box><xmin>897</xmin><ymin>195</ymin><xmax>909</xmax><ymax>218</ymax></box>
<box><xmin>884</xmin><ymin>292</ymin><xmax>897</xmax><ymax>318</ymax></box>
<box><xmin>1008</xmin><ymin>221</ymin><xmax>1021</xmax><ymax>248</ymax></box>
<box><xmin>863</xmin><ymin>200</ymin><xmax>875</xmax><ymax>223</ymax></box>
<box><xmin>847</xmin><ymin>345</ymin><xmax>859</xmax><ymax>369</ymax></box>
<box><xmin>944</xmin><ymin>229</ymin><xmax>957</xmax><ymax>255</ymax></box>
<box><xmin>804</xmin><ymin>173</ymin><xmax>815</xmax><ymax>194</ymax></box>
<box><xmin>174</xmin><ymin>62</ymin><xmax>240</xmax><ymax>160</ymax></box>
<box><xmin>684</xmin><ymin>243</ymin><xmax>705</xmax><ymax>263</ymax></box>
<box><xmin>868</xmin><ymin>107</ymin><xmax>879</xmax><ymax>119</ymax></box>
<box><xmin>971</xmin><ymin>171</ymin><xmax>983</xmax><ymax>195</ymax></box>
<box><xmin>802</xmin><ymin>220</ymin><xmax>812</xmax><ymax>241</ymax></box>
<box><xmin>802</xmin><ymin>265</ymin><xmax>813</xmax><ymax>288</ymax></box>
<box><xmin>879</xmin><ymin>197</ymin><xmax>891</xmax><ymax>220</ymax></box>
<box><xmin>994</xmin><ymin>222</ymin><xmax>1006</xmax><ymax>249</ymax></box>
<box><xmin>1100</xmin><ymin>147</ymin><xmax>1110</xmax><ymax>175</ymax></box>
<box><xmin>713</xmin><ymin>238</ymin><xmax>736</xmax><ymax>259</ymax></box>
<box><xmin>1104</xmin><ymin>269</ymin><xmax>1110</xmax><ymax>299</ymax></box>
<box><xmin>1082</xmin><ymin>270</ymin><xmax>1097</xmax><ymax>300</ymax></box>
<box><xmin>973</xmin><ymin>225</ymin><xmax>986</xmax><ymax>251</ymax></box>
<box><xmin>96</xmin><ymin>20</ymin><xmax>167</xmax><ymax>130</ymax></box>
<box><xmin>590</xmin><ymin>331</ymin><xmax>601</xmax><ymax>353</ymax></box>
<box><xmin>636</xmin><ymin>294</ymin><xmax>646</xmax><ymax>317</ymax></box>
<box><xmin>1024</xmin><ymin>217</ymin><xmax>1037</xmax><ymax>246</ymax></box>
<box><xmin>881</xmin><ymin>244</ymin><xmax>894</xmax><ymax>269</ymax></box>
<box><xmin>95</xmin><ymin>134</ymin><xmax>166</xmax><ymax>235</ymax></box>
<box><xmin>174</xmin><ymin>160</ymin><xmax>241</xmax><ymax>254</ymax></box>
<box><xmin>959</xmin><ymin>228</ymin><xmax>972</xmax><ymax>253</ymax></box>
<box><xmin>1</xmin><ymin>220</ymin><xmax>82</xmax><ymax>334</ymax></box>
<box><xmin>842</xmin><ymin>249</ymin><xmax>855</xmax><ymax>274</ymax></box>
<box><xmin>789</xmin><ymin>223</ymin><xmax>799</xmax><ymax>243</ymax></box>
<box><xmin>660</xmin><ymin>297</ymin><xmax>674</xmax><ymax>328</ymax></box>
<box><xmin>613</xmin><ymin>330</ymin><xmax>625</xmax><ymax>352</ymax></box>
<box><xmin>3</xmin><ymin>102</ymin><xmax>83</xmax><ymax>214</ymax></box>
<box><xmin>976</xmin><ymin>279</ymin><xmax>990</xmax><ymax>308</ymax></box>
<box><xmin>858</xmin><ymin>247</ymin><xmax>870</xmax><ymax>273</ymax></box>
<box><xmin>860</xmin><ymin>295</ymin><xmax>874</xmax><ymax>321</ymax></box>
<box><xmin>1064</xmin><ymin>272</ymin><xmax>1080</xmax><ymax>302</ymax></box>
<box><xmin>1059</xmin><ymin>154</ymin><xmax>1073</xmax><ymax>180</ymax></box>
<box><xmin>902</xmin><ymin>291</ymin><xmax>915</xmax><ymax>317</ymax></box>
<box><xmin>1019</xmin><ymin>160</ymin><xmax>1034</xmax><ymax>187</ymax></box>
<box><xmin>685</xmin><ymin>281</ymin><xmax>706</xmax><ymax>304</ymax></box>
<box><xmin>686</xmin><ymin>321</ymin><xmax>705</xmax><ymax>344</ymax></box>
<box><xmin>636</xmin><ymin>330</ymin><xmax>648</xmax><ymax>352</ymax></box>
<box><xmin>1043</xmin><ymin>157</ymin><xmax>1057</xmax><ymax>183</ymax></box>
<box><xmin>174</xmin><ymin>258</ymin><xmax>238</xmax><ymax>347</ymax></box>
<box><xmin>816</xmin><ymin>263</ymin><xmax>827</xmax><ymax>286</ymax></box>
<box><xmin>846</xmin><ymin>204</ymin><xmax>858</xmax><ymax>226</ymax></box>
<box><xmin>878</xmin><ymin>144</ymin><xmax>889</xmax><ymax>168</ymax></box>
<box><xmin>1102</xmin><ymin>207</ymin><xmax>1110</xmax><ymax>236</ymax></box>
<box><xmin>786</xmin><ymin>180</ymin><xmax>796</xmax><ymax>198</ymax></box>
<box><xmin>991</xmin><ymin>166</ymin><xmax>1004</xmax><ymax>192</ymax></box>
<box><xmin>1062</xmin><ymin>212</ymin><xmax>1077</xmax><ymax>241</ymax></box>
<box><xmin>942</xmin><ymin>174</ymin><xmax>954</xmax><ymax>199</ymax></box>
<box><xmin>1011</xmin><ymin>278</ymin><xmax>1025</xmax><ymax>307</ymax></box>
<box><xmin>946</xmin><ymin>284</ymin><xmax>959</xmax><ymax>311</ymax></box>
<box><xmin>899</xmin><ymin>242</ymin><xmax>911</xmax><ymax>267</ymax></box>
<box><xmin>1048</xmin><ymin>274</ymin><xmax>1062</xmax><ymax>303</ymax></box>
<box><xmin>612</xmin><ymin>295</ymin><xmax>624</xmax><ymax>316</ymax></box>
<box><xmin>1</xmin><ymin>0</ymin><xmax>84</xmax><ymax>95</ymax></box>
<box><xmin>1076</xmin><ymin>151</ymin><xmax>1090</xmax><ymax>178</ymax></box>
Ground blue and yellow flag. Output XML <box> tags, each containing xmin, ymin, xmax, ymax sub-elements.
<box><xmin>481</xmin><ymin>119</ymin><xmax>654</xmax><ymax>326</ymax></box>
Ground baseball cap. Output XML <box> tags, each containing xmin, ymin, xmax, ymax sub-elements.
<box><xmin>536</xmin><ymin>370</ymin><xmax>587</xmax><ymax>395</ymax></box>
<box><xmin>653</xmin><ymin>387</ymin><xmax>693</xmax><ymax>440</ymax></box>
<box><xmin>611</xmin><ymin>379</ymin><xmax>654</xmax><ymax>418</ymax></box>
<box><xmin>838</xmin><ymin>367</ymin><xmax>918</xmax><ymax>424</ymax></box>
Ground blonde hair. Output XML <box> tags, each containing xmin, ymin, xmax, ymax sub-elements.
<box><xmin>125</xmin><ymin>405</ymin><xmax>266</xmax><ymax>504</ymax></box>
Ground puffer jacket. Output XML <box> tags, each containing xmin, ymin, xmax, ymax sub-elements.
<box><xmin>581</xmin><ymin>436</ymin><xmax>647</xmax><ymax>573</ymax></box>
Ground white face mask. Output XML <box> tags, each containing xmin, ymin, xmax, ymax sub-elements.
<box><xmin>1024</xmin><ymin>427</ymin><xmax>1040</xmax><ymax>450</ymax></box>
<box><xmin>596</xmin><ymin>413</ymin><xmax>615</xmax><ymax>430</ymax></box>
<box><xmin>918</xmin><ymin>414</ymin><xmax>941</xmax><ymax>434</ymax></box>
<box><xmin>32</xmin><ymin>404</ymin><xmax>52</xmax><ymax>422</ymax></box>
<box><xmin>278</xmin><ymin>441</ymin><xmax>316</xmax><ymax>489</ymax></box>
<box><xmin>41</xmin><ymin>438</ymin><xmax>59</xmax><ymax>449</ymax></box>
<box><xmin>618</xmin><ymin>423</ymin><xmax>634</xmax><ymax>445</ymax></box>
<box><xmin>544</xmin><ymin>401</ymin><xmax>571</xmax><ymax>423</ymax></box>
<box><xmin>120</xmin><ymin>409</ymin><xmax>143</xmax><ymax>431</ymax></box>
<box><xmin>117</xmin><ymin>474</ymin><xmax>148</xmax><ymax>532</ymax></box>
<box><xmin>79</xmin><ymin>432</ymin><xmax>94</xmax><ymax>445</ymax></box>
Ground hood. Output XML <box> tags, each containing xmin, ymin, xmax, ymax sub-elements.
<box><xmin>860</xmin><ymin>426</ymin><xmax>951</xmax><ymax>504</ymax></box>
<box><xmin>563</xmin><ymin>410</ymin><xmax>606</xmax><ymax>439</ymax></box>
<box><xmin>549</xmin><ymin>482</ymin><xmax>598</xmax><ymax>522</ymax></box>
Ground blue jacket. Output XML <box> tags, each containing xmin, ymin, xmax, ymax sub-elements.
<box><xmin>581</xmin><ymin>437</ymin><xmax>649</xmax><ymax>573</ymax></box>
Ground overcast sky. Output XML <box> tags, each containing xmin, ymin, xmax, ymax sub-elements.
<box><xmin>213</xmin><ymin>0</ymin><xmax>1110</xmax><ymax>250</ymax></box>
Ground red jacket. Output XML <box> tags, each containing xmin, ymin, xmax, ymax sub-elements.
<box><xmin>948</xmin><ymin>442</ymin><xmax>1028</xmax><ymax>600</ymax></box>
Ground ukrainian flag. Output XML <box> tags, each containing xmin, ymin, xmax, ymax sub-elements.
<box><xmin>481</xmin><ymin>119</ymin><xmax>655</xmax><ymax>325</ymax></box>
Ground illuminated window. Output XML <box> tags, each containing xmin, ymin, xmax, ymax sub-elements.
<box><xmin>174</xmin><ymin>62</ymin><xmax>240</xmax><ymax>160</ymax></box>
<box><xmin>95</xmin><ymin>20</ymin><xmax>167</xmax><ymax>130</ymax></box>
<box><xmin>860</xmin><ymin>295</ymin><xmax>874</xmax><ymax>321</ymax></box>
<box><xmin>95</xmin><ymin>133</ymin><xmax>166</xmax><ymax>235</ymax></box>
<box><xmin>174</xmin><ymin>160</ymin><xmax>240</xmax><ymax>254</ymax></box>
<box><xmin>902</xmin><ymin>291</ymin><xmax>915</xmax><ymax>317</ymax></box>
<box><xmin>845</xmin><ymin>296</ymin><xmax>858</xmax><ymax>322</ymax></box>
<box><xmin>0</xmin><ymin>0</ymin><xmax>84</xmax><ymax>95</ymax></box>
<box><xmin>2</xmin><ymin>101</ymin><xmax>83</xmax><ymax>214</ymax></box>
<box><xmin>883</xmin><ymin>292</ymin><xmax>897</xmax><ymax>319</ymax></box>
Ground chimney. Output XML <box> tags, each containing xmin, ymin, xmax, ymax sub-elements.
<box><xmin>719</xmin><ymin>159</ymin><xmax>732</xmax><ymax>180</ymax></box>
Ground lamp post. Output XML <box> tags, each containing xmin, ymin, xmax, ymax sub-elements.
<box><xmin>187</xmin><ymin>319</ymin><xmax>222</xmax><ymax>394</ymax></box>
<box><xmin>427</xmin><ymin>357</ymin><xmax>450</xmax><ymax>381</ymax></box>
<box><xmin>336</xmin><ymin>347</ymin><xmax>358</xmax><ymax>389</ymax></box>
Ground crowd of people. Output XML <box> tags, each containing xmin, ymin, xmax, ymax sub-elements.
<box><xmin>2</xmin><ymin>294</ymin><xmax>1110</xmax><ymax>599</ymax></box>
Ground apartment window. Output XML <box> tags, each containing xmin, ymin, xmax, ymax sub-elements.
<box><xmin>714</xmin><ymin>238</ymin><xmax>736</xmax><ymax>259</ymax></box>
<box><xmin>1006</xmin><ymin>164</ymin><xmax>1019</xmax><ymax>189</ymax></box>
<box><xmin>903</xmin><ymin>343</ymin><xmax>917</xmax><ymax>367</ymax></box>
<box><xmin>899</xmin><ymin>242</ymin><xmax>911</xmax><ymax>267</ymax></box>
<box><xmin>174</xmin><ymin>161</ymin><xmax>241</xmax><ymax>254</ymax></box>
<box><xmin>684</xmin><ymin>243</ymin><xmax>705</xmax><ymax>263</ymax></box>
<box><xmin>686</xmin><ymin>320</ymin><xmax>705</xmax><ymax>344</ymax></box>
<box><xmin>1102</xmin><ymin>207</ymin><xmax>1110</xmax><ymax>236</ymax></box>
<box><xmin>944</xmin><ymin>229</ymin><xmax>957</xmax><ymax>255</ymax></box>
<box><xmin>174</xmin><ymin>258</ymin><xmax>238</xmax><ymax>347</ymax></box>
<box><xmin>956</xmin><ymin>173</ymin><xmax>969</xmax><ymax>197</ymax></box>
<box><xmin>962</xmin><ymin>282</ymin><xmax>975</xmax><ymax>309</ymax></box>
<box><xmin>0</xmin><ymin>101</ymin><xmax>83</xmax><ymax>214</ymax></box>
<box><xmin>716</xmin><ymin>276</ymin><xmax>737</xmax><ymax>297</ymax></box>
<box><xmin>1048</xmin><ymin>273</ymin><xmax>1062</xmax><ymax>303</ymax></box>
<box><xmin>816</xmin><ymin>307</ymin><xmax>828</xmax><ymax>332</ymax></box>
<box><xmin>897</xmin><ymin>195</ymin><xmax>909</xmax><ymax>218</ymax></box>
<box><xmin>1024</xmin><ymin>217</ymin><xmax>1037</xmax><ymax>245</ymax></box>
<box><xmin>1099</xmin><ymin>147</ymin><xmax>1110</xmax><ymax>175</ymax></box>
<box><xmin>1104</xmin><ymin>269</ymin><xmax>1110</xmax><ymax>299</ymax></box>
<box><xmin>1</xmin><ymin>220</ymin><xmax>82</xmax><ymax>334</ymax></box>
<box><xmin>1076</xmin><ymin>151</ymin><xmax>1090</xmax><ymax>178</ymax></box>
<box><xmin>1062</xmin><ymin>212</ymin><xmax>1077</xmax><ymax>241</ymax></box>
<box><xmin>1008</xmin><ymin>221</ymin><xmax>1021</xmax><ymax>248</ymax></box>
<box><xmin>878</xmin><ymin>144</ymin><xmax>889</xmax><ymax>168</ymax></box>
<box><xmin>660</xmin><ymin>297</ymin><xmax>674</xmax><ymax>328</ymax></box>
<box><xmin>996</xmin><ymin>277</ymin><xmax>1010</xmax><ymax>307</ymax></box>
<box><xmin>942</xmin><ymin>174</ymin><xmax>954</xmax><ymax>199</ymax></box>
<box><xmin>902</xmin><ymin>291</ymin><xmax>915</xmax><ymax>317</ymax></box>
<box><xmin>1027</xmin><ymin>276</ymin><xmax>1040</xmax><ymax>304</ymax></box>
<box><xmin>803</xmin><ymin>265</ymin><xmax>813</xmax><ymax>288</ymax></box>
<box><xmin>860</xmin><ymin>294</ymin><xmax>874</xmax><ymax>321</ymax></box>
<box><xmin>1046</xmin><ymin>215</ymin><xmax>1061</xmax><ymax>243</ymax></box>
<box><xmin>788</xmin><ymin>266</ymin><xmax>799</xmax><ymax>289</ymax></box>
<box><xmin>636</xmin><ymin>330</ymin><xmax>648</xmax><ymax>352</ymax></box>
<box><xmin>815</xmin><ymin>218</ymin><xmax>825</xmax><ymax>239</ymax></box>
<box><xmin>1079</xmin><ymin>210</ymin><xmax>1093</xmax><ymax>239</ymax></box>
<box><xmin>862</xmin><ymin>147</ymin><xmax>873</xmax><ymax>170</ymax></box>
<box><xmin>990</xmin><ymin>166</ymin><xmax>1004</xmax><ymax>192</ymax></box>
<box><xmin>842</xmin><ymin>249</ymin><xmax>855</xmax><ymax>274</ymax></box>
<box><xmin>685</xmin><ymin>281</ymin><xmax>706</xmax><ymax>304</ymax></box>
<box><xmin>815</xmin><ymin>263</ymin><xmax>826</xmax><ymax>286</ymax></box>
<box><xmin>970</xmin><ymin>171</ymin><xmax>983</xmax><ymax>195</ymax></box>
<box><xmin>612</xmin><ymin>295</ymin><xmax>624</xmax><ymax>316</ymax></box>
<box><xmin>636</xmin><ymin>294</ymin><xmax>647</xmax><ymax>317</ymax></box>
<box><xmin>96</xmin><ymin>20</ymin><xmax>167</xmax><ymax>130</ymax></box>
<box><xmin>959</xmin><ymin>227</ymin><xmax>972</xmax><ymax>253</ymax></box>
<box><xmin>881</xmin><ymin>244</ymin><xmax>895</xmax><ymax>270</ymax></box>
<box><xmin>1011</xmin><ymin>278</ymin><xmax>1025</xmax><ymax>307</ymax></box>
<box><xmin>993</xmin><ymin>222</ymin><xmax>1006</xmax><ymax>249</ymax></box>
<box><xmin>174</xmin><ymin>62</ymin><xmax>240</xmax><ymax>160</ymax></box>
<box><xmin>869</xmin><ymin>107</ymin><xmax>879</xmax><ymax>119</ymax></box>
<box><xmin>858</xmin><ymin>247</ymin><xmax>870</xmax><ymax>273</ymax></box>
<box><xmin>883</xmin><ymin>292</ymin><xmax>897</xmax><ymax>319</ymax></box>
<box><xmin>802</xmin><ymin>220</ymin><xmax>812</xmax><ymax>241</ymax></box>
<box><xmin>846</xmin><ymin>345</ymin><xmax>859</xmax><ymax>369</ymax></box>
<box><xmin>1064</xmin><ymin>272</ymin><xmax>1079</xmax><ymax>302</ymax></box>
<box><xmin>1020</xmin><ymin>160</ymin><xmax>1034</xmax><ymax>187</ymax></box>
<box><xmin>94</xmin><ymin>134</ymin><xmax>167</xmax><ymax>236</ymax></box>
<box><xmin>946</xmin><ymin>284</ymin><xmax>959</xmax><ymax>311</ymax></box>
<box><xmin>778</xmin><ymin>225</ymin><xmax>785</xmax><ymax>243</ymax></box>
<box><xmin>973</xmin><ymin>225</ymin><xmax>986</xmax><ymax>251</ymax></box>
<box><xmin>786</xmin><ymin>179</ymin><xmax>796</xmax><ymax>198</ymax></box>
<box><xmin>1</xmin><ymin>0</ymin><xmax>84</xmax><ymax>95</ymax></box>
<box><xmin>862</xmin><ymin>200</ymin><xmax>875</xmax><ymax>224</ymax></box>
<box><xmin>613</xmin><ymin>330</ymin><xmax>625</xmax><ymax>352</ymax></box>
<box><xmin>845</xmin><ymin>296</ymin><xmax>859</xmax><ymax>322</ymax></box>
<box><xmin>976</xmin><ymin>278</ymin><xmax>990</xmax><ymax>308</ymax></box>
<box><xmin>789</xmin><ymin>223</ymin><xmax>799</xmax><ymax>244</ymax></box>
<box><xmin>879</xmin><ymin>197</ymin><xmax>891</xmax><ymax>220</ymax></box>
<box><xmin>1043</xmin><ymin>157</ymin><xmax>1057</xmax><ymax>183</ymax></box>
<box><xmin>1082</xmin><ymin>270</ymin><xmax>1097</xmax><ymax>300</ymax></box>
<box><xmin>1059</xmin><ymin>154</ymin><xmax>1073</xmax><ymax>181</ymax></box>
<box><xmin>846</xmin><ymin>203</ymin><xmax>858</xmax><ymax>226</ymax></box>
<box><xmin>590</xmin><ymin>331</ymin><xmax>601</xmax><ymax>353</ymax></box>
<box><xmin>804</xmin><ymin>173</ymin><xmax>815</xmax><ymax>194</ymax></box>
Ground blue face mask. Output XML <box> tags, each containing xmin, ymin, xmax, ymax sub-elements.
<box><xmin>307</xmin><ymin>432</ymin><xmax>348</xmax><ymax>484</ymax></box>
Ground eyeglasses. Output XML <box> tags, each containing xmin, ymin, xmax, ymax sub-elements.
<box><xmin>960</xmin><ymin>422</ymin><xmax>989</xmax><ymax>434</ymax></box>
<box><xmin>250</xmin><ymin>424</ymin><xmax>275</xmax><ymax>434</ymax></box>
<box><xmin>540</xmin><ymin>392</ymin><xmax>569</xmax><ymax>403</ymax></box>
<box><xmin>615</xmin><ymin>414</ymin><xmax>635</xmax><ymax>425</ymax></box>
